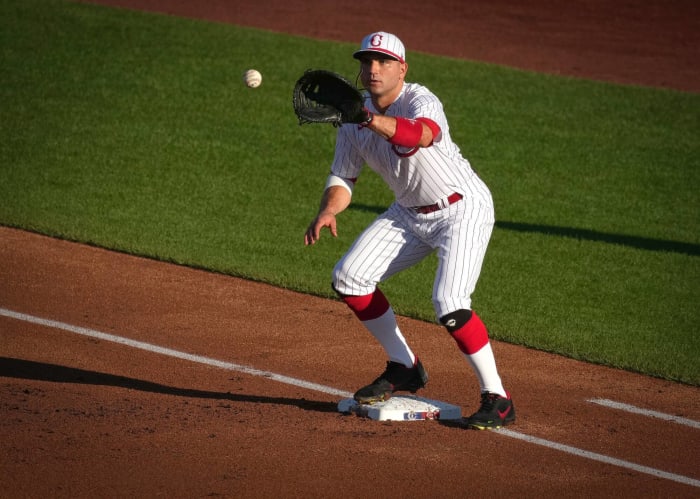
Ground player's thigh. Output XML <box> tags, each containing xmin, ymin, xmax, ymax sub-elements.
<box><xmin>333</xmin><ymin>213</ymin><xmax>431</xmax><ymax>295</ymax></box>
<box><xmin>432</xmin><ymin>201</ymin><xmax>494</xmax><ymax>316</ymax></box>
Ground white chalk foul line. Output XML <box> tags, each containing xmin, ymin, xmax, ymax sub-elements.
<box><xmin>497</xmin><ymin>429</ymin><xmax>700</xmax><ymax>488</ymax></box>
<box><xmin>587</xmin><ymin>398</ymin><xmax>700</xmax><ymax>430</ymax></box>
<box><xmin>0</xmin><ymin>307</ymin><xmax>351</xmax><ymax>399</ymax></box>
<box><xmin>1</xmin><ymin>307</ymin><xmax>698</xmax><ymax>489</ymax></box>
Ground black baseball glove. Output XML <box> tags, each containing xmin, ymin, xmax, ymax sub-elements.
<box><xmin>292</xmin><ymin>69</ymin><xmax>372</xmax><ymax>127</ymax></box>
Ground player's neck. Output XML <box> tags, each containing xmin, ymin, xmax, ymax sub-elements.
<box><xmin>372</xmin><ymin>81</ymin><xmax>404</xmax><ymax>114</ymax></box>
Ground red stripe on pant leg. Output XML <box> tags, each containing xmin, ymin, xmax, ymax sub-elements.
<box><xmin>451</xmin><ymin>312</ymin><xmax>489</xmax><ymax>355</ymax></box>
<box><xmin>342</xmin><ymin>289</ymin><xmax>390</xmax><ymax>321</ymax></box>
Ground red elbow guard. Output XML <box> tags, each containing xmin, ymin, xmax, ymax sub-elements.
<box><xmin>417</xmin><ymin>117</ymin><xmax>440</xmax><ymax>144</ymax></box>
<box><xmin>389</xmin><ymin>117</ymin><xmax>424</xmax><ymax>148</ymax></box>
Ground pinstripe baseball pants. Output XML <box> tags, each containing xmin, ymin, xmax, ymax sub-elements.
<box><xmin>332</xmin><ymin>194</ymin><xmax>495</xmax><ymax>319</ymax></box>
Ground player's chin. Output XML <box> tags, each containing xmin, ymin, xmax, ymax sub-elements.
<box><xmin>364</xmin><ymin>80</ymin><xmax>382</xmax><ymax>91</ymax></box>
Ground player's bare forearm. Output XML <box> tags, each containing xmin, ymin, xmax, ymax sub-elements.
<box><xmin>318</xmin><ymin>185</ymin><xmax>352</xmax><ymax>216</ymax></box>
<box><xmin>304</xmin><ymin>186</ymin><xmax>352</xmax><ymax>246</ymax></box>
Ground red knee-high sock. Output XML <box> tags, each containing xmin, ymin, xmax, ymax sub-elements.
<box><xmin>341</xmin><ymin>289</ymin><xmax>415</xmax><ymax>367</ymax></box>
<box><xmin>341</xmin><ymin>288</ymin><xmax>390</xmax><ymax>320</ymax></box>
<box><xmin>451</xmin><ymin>312</ymin><xmax>505</xmax><ymax>396</ymax></box>
<box><xmin>451</xmin><ymin>312</ymin><xmax>489</xmax><ymax>355</ymax></box>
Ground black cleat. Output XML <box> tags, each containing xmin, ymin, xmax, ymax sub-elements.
<box><xmin>465</xmin><ymin>391</ymin><xmax>516</xmax><ymax>430</ymax></box>
<box><xmin>354</xmin><ymin>359</ymin><xmax>428</xmax><ymax>404</ymax></box>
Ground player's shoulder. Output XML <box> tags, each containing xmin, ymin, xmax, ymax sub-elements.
<box><xmin>403</xmin><ymin>82</ymin><xmax>437</xmax><ymax>98</ymax></box>
<box><xmin>400</xmin><ymin>82</ymin><xmax>444</xmax><ymax>118</ymax></box>
<box><xmin>401</xmin><ymin>82</ymin><xmax>441</xmax><ymax>108</ymax></box>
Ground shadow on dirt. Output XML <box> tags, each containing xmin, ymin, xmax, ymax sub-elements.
<box><xmin>0</xmin><ymin>357</ymin><xmax>339</xmax><ymax>413</ymax></box>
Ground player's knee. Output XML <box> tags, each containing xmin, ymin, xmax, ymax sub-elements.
<box><xmin>332</xmin><ymin>265</ymin><xmax>365</xmax><ymax>296</ymax></box>
<box><xmin>331</xmin><ymin>268</ymin><xmax>344</xmax><ymax>295</ymax></box>
<box><xmin>331</xmin><ymin>275</ymin><xmax>351</xmax><ymax>297</ymax></box>
<box><xmin>331</xmin><ymin>263</ymin><xmax>349</xmax><ymax>293</ymax></box>
<box><xmin>439</xmin><ymin>309</ymin><xmax>472</xmax><ymax>333</ymax></box>
<box><xmin>331</xmin><ymin>282</ymin><xmax>344</xmax><ymax>297</ymax></box>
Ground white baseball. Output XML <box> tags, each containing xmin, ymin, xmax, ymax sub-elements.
<box><xmin>243</xmin><ymin>69</ymin><xmax>262</xmax><ymax>88</ymax></box>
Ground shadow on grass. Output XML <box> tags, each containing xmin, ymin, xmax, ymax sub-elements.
<box><xmin>0</xmin><ymin>357</ymin><xmax>339</xmax><ymax>413</ymax></box>
<box><xmin>349</xmin><ymin>203</ymin><xmax>699</xmax><ymax>256</ymax></box>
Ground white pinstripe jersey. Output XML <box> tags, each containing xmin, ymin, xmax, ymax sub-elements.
<box><xmin>330</xmin><ymin>82</ymin><xmax>484</xmax><ymax>208</ymax></box>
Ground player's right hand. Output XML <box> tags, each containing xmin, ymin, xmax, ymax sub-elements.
<box><xmin>304</xmin><ymin>212</ymin><xmax>338</xmax><ymax>246</ymax></box>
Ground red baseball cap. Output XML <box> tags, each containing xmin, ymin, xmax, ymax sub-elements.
<box><xmin>353</xmin><ymin>31</ymin><xmax>406</xmax><ymax>63</ymax></box>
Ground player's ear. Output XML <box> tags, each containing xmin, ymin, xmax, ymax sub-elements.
<box><xmin>400</xmin><ymin>61</ymin><xmax>408</xmax><ymax>79</ymax></box>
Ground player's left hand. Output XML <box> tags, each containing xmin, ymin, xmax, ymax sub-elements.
<box><xmin>293</xmin><ymin>69</ymin><xmax>369</xmax><ymax>127</ymax></box>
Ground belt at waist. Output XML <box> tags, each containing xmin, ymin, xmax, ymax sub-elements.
<box><xmin>413</xmin><ymin>193</ymin><xmax>463</xmax><ymax>214</ymax></box>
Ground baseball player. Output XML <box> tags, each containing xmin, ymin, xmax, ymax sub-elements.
<box><xmin>304</xmin><ymin>31</ymin><xmax>515</xmax><ymax>429</ymax></box>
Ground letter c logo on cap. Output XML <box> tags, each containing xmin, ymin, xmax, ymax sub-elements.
<box><xmin>370</xmin><ymin>34</ymin><xmax>383</xmax><ymax>47</ymax></box>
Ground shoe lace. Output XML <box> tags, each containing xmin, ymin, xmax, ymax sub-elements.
<box><xmin>478</xmin><ymin>392</ymin><xmax>498</xmax><ymax>412</ymax></box>
<box><xmin>376</xmin><ymin>361</ymin><xmax>402</xmax><ymax>381</ymax></box>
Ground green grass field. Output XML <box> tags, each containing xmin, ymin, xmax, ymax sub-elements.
<box><xmin>2</xmin><ymin>0</ymin><xmax>699</xmax><ymax>384</ymax></box>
